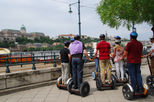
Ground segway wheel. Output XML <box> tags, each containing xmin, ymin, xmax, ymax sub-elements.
<box><xmin>56</xmin><ymin>77</ymin><xmax>62</xmax><ymax>89</ymax></box>
<box><xmin>96</xmin><ymin>77</ymin><xmax>102</xmax><ymax>90</ymax></box>
<box><xmin>111</xmin><ymin>74</ymin><xmax>116</xmax><ymax>89</ymax></box>
<box><xmin>92</xmin><ymin>72</ymin><xmax>96</xmax><ymax>80</ymax></box>
<box><xmin>122</xmin><ymin>84</ymin><xmax>134</xmax><ymax>100</ymax></box>
<box><xmin>67</xmin><ymin>79</ymin><xmax>73</xmax><ymax>94</ymax></box>
<box><xmin>146</xmin><ymin>75</ymin><xmax>154</xmax><ymax>89</ymax></box>
<box><xmin>80</xmin><ymin>81</ymin><xmax>90</xmax><ymax>97</ymax></box>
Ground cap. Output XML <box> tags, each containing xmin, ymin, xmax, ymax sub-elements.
<box><xmin>114</xmin><ymin>36</ymin><xmax>121</xmax><ymax>39</ymax></box>
<box><xmin>70</xmin><ymin>38</ymin><xmax>74</xmax><ymax>42</ymax></box>
<box><xmin>130</xmin><ymin>32</ymin><xmax>138</xmax><ymax>37</ymax></box>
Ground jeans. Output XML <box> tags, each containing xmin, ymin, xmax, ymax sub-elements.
<box><xmin>115</xmin><ymin>61</ymin><xmax>124</xmax><ymax>80</ymax></box>
<box><xmin>94</xmin><ymin>57</ymin><xmax>99</xmax><ymax>72</ymax></box>
<box><xmin>71</xmin><ymin>58</ymin><xmax>84</xmax><ymax>88</ymax></box>
<box><xmin>127</xmin><ymin>63</ymin><xmax>143</xmax><ymax>92</ymax></box>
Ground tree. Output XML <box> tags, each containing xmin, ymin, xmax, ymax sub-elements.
<box><xmin>97</xmin><ymin>0</ymin><xmax>154</xmax><ymax>36</ymax></box>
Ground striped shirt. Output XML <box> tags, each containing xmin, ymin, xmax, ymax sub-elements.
<box><xmin>96</xmin><ymin>41</ymin><xmax>111</xmax><ymax>60</ymax></box>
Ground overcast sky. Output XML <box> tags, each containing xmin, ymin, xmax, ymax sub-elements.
<box><xmin>0</xmin><ymin>0</ymin><xmax>152</xmax><ymax>40</ymax></box>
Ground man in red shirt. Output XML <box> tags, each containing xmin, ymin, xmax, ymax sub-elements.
<box><xmin>121</xmin><ymin>32</ymin><xmax>143</xmax><ymax>93</ymax></box>
<box><xmin>94</xmin><ymin>34</ymin><xmax>112</xmax><ymax>84</ymax></box>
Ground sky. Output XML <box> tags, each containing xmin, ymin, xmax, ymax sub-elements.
<box><xmin>0</xmin><ymin>0</ymin><xmax>153</xmax><ymax>40</ymax></box>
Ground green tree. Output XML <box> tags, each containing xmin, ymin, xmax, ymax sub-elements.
<box><xmin>97</xmin><ymin>0</ymin><xmax>154</xmax><ymax>36</ymax></box>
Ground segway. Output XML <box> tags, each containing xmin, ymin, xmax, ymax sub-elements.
<box><xmin>67</xmin><ymin>60</ymin><xmax>90</xmax><ymax>97</ymax></box>
<box><xmin>146</xmin><ymin>56</ymin><xmax>154</xmax><ymax>89</ymax></box>
<box><xmin>67</xmin><ymin>80</ymin><xmax>90</xmax><ymax>97</ymax></box>
<box><xmin>122</xmin><ymin>83</ymin><xmax>148</xmax><ymax>100</ymax></box>
<box><xmin>56</xmin><ymin>77</ymin><xmax>72</xmax><ymax>90</ymax></box>
<box><xmin>95</xmin><ymin>59</ymin><xmax>116</xmax><ymax>90</ymax></box>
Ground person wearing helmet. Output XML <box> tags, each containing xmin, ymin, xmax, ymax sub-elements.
<box><xmin>144</xmin><ymin>36</ymin><xmax>154</xmax><ymax>75</ymax></box>
<box><xmin>121</xmin><ymin>32</ymin><xmax>143</xmax><ymax>93</ymax></box>
<box><xmin>59</xmin><ymin>41</ymin><xmax>71</xmax><ymax>84</ymax></box>
<box><xmin>69</xmin><ymin>35</ymin><xmax>90</xmax><ymax>89</ymax></box>
<box><xmin>112</xmin><ymin>36</ymin><xmax>124</xmax><ymax>82</ymax></box>
<box><xmin>93</xmin><ymin>34</ymin><xmax>112</xmax><ymax>85</ymax></box>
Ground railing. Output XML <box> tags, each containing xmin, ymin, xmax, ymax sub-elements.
<box><xmin>0</xmin><ymin>50</ymin><xmax>94</xmax><ymax>73</ymax></box>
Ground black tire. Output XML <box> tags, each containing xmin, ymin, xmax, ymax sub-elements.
<box><xmin>146</xmin><ymin>75</ymin><xmax>154</xmax><ymax>89</ymax></box>
<box><xmin>80</xmin><ymin>81</ymin><xmax>90</xmax><ymax>97</ymax></box>
<box><xmin>122</xmin><ymin>84</ymin><xmax>134</xmax><ymax>100</ymax></box>
<box><xmin>111</xmin><ymin>74</ymin><xmax>116</xmax><ymax>89</ymax></box>
<box><xmin>56</xmin><ymin>77</ymin><xmax>62</xmax><ymax>89</ymax></box>
<box><xmin>96</xmin><ymin>77</ymin><xmax>102</xmax><ymax>90</ymax></box>
<box><xmin>67</xmin><ymin>80</ymin><xmax>73</xmax><ymax>94</ymax></box>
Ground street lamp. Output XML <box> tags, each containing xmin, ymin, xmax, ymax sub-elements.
<box><xmin>68</xmin><ymin>0</ymin><xmax>81</xmax><ymax>37</ymax></box>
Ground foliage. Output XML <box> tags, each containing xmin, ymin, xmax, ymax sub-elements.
<box><xmin>97</xmin><ymin>0</ymin><xmax>154</xmax><ymax>30</ymax></box>
<box><xmin>0</xmin><ymin>41</ymin><xmax>15</xmax><ymax>48</ymax></box>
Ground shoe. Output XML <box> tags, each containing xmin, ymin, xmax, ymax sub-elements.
<box><xmin>73</xmin><ymin>85</ymin><xmax>78</xmax><ymax>89</ymax></box>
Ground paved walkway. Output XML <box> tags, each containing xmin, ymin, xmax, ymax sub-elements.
<box><xmin>0</xmin><ymin>65</ymin><xmax>154</xmax><ymax>102</ymax></box>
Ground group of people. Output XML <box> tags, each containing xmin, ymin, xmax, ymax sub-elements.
<box><xmin>59</xmin><ymin>32</ymin><xmax>154</xmax><ymax>93</ymax></box>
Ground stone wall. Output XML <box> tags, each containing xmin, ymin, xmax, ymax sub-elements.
<box><xmin>0</xmin><ymin>62</ymin><xmax>95</xmax><ymax>90</ymax></box>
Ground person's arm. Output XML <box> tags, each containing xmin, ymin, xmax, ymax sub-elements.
<box><xmin>121</xmin><ymin>50</ymin><xmax>128</xmax><ymax>60</ymax></box>
<box><xmin>68</xmin><ymin>54</ymin><xmax>71</xmax><ymax>63</ymax></box>
<box><xmin>83</xmin><ymin>49</ymin><xmax>91</xmax><ymax>60</ymax></box>
<box><xmin>145</xmin><ymin>50</ymin><xmax>154</xmax><ymax>57</ymax></box>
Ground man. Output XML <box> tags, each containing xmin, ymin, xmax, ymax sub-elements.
<box><xmin>145</xmin><ymin>36</ymin><xmax>154</xmax><ymax>75</ymax></box>
<box><xmin>69</xmin><ymin>35</ymin><xmax>90</xmax><ymax>89</ymax></box>
<box><xmin>59</xmin><ymin>41</ymin><xmax>71</xmax><ymax>84</ymax></box>
<box><xmin>121</xmin><ymin>32</ymin><xmax>143</xmax><ymax>93</ymax></box>
<box><xmin>94</xmin><ymin>34</ymin><xmax>112</xmax><ymax>85</ymax></box>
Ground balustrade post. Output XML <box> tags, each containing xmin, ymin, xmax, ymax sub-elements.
<box><xmin>6</xmin><ymin>55</ymin><xmax>10</xmax><ymax>73</ymax></box>
<box><xmin>32</xmin><ymin>53</ymin><xmax>36</xmax><ymax>70</ymax></box>
<box><xmin>53</xmin><ymin>52</ymin><xmax>57</xmax><ymax>67</ymax></box>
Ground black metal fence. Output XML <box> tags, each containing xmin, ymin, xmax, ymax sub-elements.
<box><xmin>0</xmin><ymin>50</ymin><xmax>94</xmax><ymax>73</ymax></box>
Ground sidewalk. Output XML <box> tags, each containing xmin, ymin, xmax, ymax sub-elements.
<box><xmin>0</xmin><ymin>65</ymin><xmax>154</xmax><ymax>102</ymax></box>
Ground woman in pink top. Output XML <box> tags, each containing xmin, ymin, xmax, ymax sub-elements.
<box><xmin>112</xmin><ymin>39</ymin><xmax>124</xmax><ymax>81</ymax></box>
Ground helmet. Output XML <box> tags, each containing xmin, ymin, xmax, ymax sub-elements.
<box><xmin>99</xmin><ymin>34</ymin><xmax>105</xmax><ymax>38</ymax></box>
<box><xmin>64</xmin><ymin>41</ymin><xmax>70</xmax><ymax>47</ymax></box>
<box><xmin>70</xmin><ymin>38</ymin><xmax>74</xmax><ymax>42</ymax></box>
<box><xmin>74</xmin><ymin>35</ymin><xmax>80</xmax><ymax>40</ymax></box>
<box><xmin>114</xmin><ymin>36</ymin><xmax>121</xmax><ymax>39</ymax></box>
<box><xmin>130</xmin><ymin>32</ymin><xmax>138</xmax><ymax>37</ymax></box>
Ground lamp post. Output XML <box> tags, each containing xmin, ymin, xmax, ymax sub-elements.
<box><xmin>69</xmin><ymin>0</ymin><xmax>81</xmax><ymax>37</ymax></box>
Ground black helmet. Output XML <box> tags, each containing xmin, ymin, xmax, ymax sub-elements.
<box><xmin>64</xmin><ymin>41</ymin><xmax>70</xmax><ymax>47</ymax></box>
<box><xmin>99</xmin><ymin>34</ymin><xmax>105</xmax><ymax>39</ymax></box>
<box><xmin>74</xmin><ymin>35</ymin><xmax>80</xmax><ymax>40</ymax></box>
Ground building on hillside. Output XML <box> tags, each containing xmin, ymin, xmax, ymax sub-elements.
<box><xmin>0</xmin><ymin>25</ymin><xmax>47</xmax><ymax>42</ymax></box>
<box><xmin>58</xmin><ymin>34</ymin><xmax>75</xmax><ymax>39</ymax></box>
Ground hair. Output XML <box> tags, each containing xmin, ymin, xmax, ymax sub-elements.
<box><xmin>130</xmin><ymin>35</ymin><xmax>137</xmax><ymax>40</ymax></box>
<box><xmin>74</xmin><ymin>35</ymin><xmax>80</xmax><ymax>40</ymax></box>
<box><xmin>99</xmin><ymin>34</ymin><xmax>105</xmax><ymax>40</ymax></box>
<box><xmin>64</xmin><ymin>41</ymin><xmax>70</xmax><ymax>47</ymax></box>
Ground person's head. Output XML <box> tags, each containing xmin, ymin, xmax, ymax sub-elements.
<box><xmin>130</xmin><ymin>32</ymin><xmax>138</xmax><ymax>40</ymax></box>
<box><xmin>64</xmin><ymin>41</ymin><xmax>70</xmax><ymax>47</ymax></box>
<box><xmin>70</xmin><ymin>38</ymin><xmax>74</xmax><ymax>42</ymax></box>
<box><xmin>99</xmin><ymin>34</ymin><xmax>105</xmax><ymax>40</ymax></box>
<box><xmin>114</xmin><ymin>36</ymin><xmax>121</xmax><ymax>40</ymax></box>
<box><xmin>150</xmin><ymin>36</ymin><xmax>154</xmax><ymax>43</ymax></box>
<box><xmin>74</xmin><ymin>35</ymin><xmax>80</xmax><ymax>40</ymax></box>
<box><xmin>115</xmin><ymin>40</ymin><xmax>121</xmax><ymax>45</ymax></box>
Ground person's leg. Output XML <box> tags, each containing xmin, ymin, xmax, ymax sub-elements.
<box><xmin>72</xmin><ymin>58</ymin><xmax>78</xmax><ymax>88</ymax></box>
<box><xmin>115</xmin><ymin>62</ymin><xmax>120</xmax><ymax>80</ymax></box>
<box><xmin>77</xmin><ymin>58</ymin><xmax>83</xmax><ymax>89</ymax></box>
<box><xmin>99</xmin><ymin>60</ymin><xmax>105</xmax><ymax>84</ymax></box>
<box><xmin>61</xmin><ymin>63</ymin><xmax>65</xmax><ymax>84</ymax></box>
<box><xmin>106</xmin><ymin>60</ymin><xmax>112</xmax><ymax>84</ymax></box>
<box><xmin>127</xmin><ymin>63</ymin><xmax>137</xmax><ymax>92</ymax></box>
<box><xmin>94</xmin><ymin>57</ymin><xmax>99</xmax><ymax>72</ymax></box>
<box><xmin>65</xmin><ymin>63</ymin><xmax>70</xmax><ymax>84</ymax></box>
<box><xmin>136</xmin><ymin>63</ymin><xmax>143</xmax><ymax>92</ymax></box>
<box><xmin>119</xmin><ymin>61</ymin><xmax>124</xmax><ymax>80</ymax></box>
<box><xmin>151</xmin><ymin>57</ymin><xmax>154</xmax><ymax>75</ymax></box>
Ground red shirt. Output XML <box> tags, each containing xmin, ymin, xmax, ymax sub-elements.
<box><xmin>125</xmin><ymin>40</ymin><xmax>143</xmax><ymax>63</ymax></box>
<box><xmin>96</xmin><ymin>41</ymin><xmax>110</xmax><ymax>60</ymax></box>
